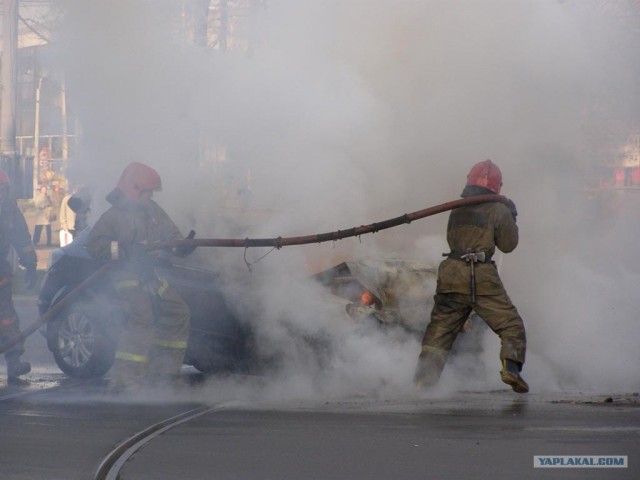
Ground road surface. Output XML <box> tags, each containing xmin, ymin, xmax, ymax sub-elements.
<box><xmin>0</xmin><ymin>296</ymin><xmax>637</xmax><ymax>480</ymax></box>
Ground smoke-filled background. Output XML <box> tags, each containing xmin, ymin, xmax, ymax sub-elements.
<box><xmin>47</xmin><ymin>0</ymin><xmax>640</xmax><ymax>400</ymax></box>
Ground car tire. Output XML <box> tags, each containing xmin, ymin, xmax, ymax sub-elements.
<box><xmin>47</xmin><ymin>292</ymin><xmax>119</xmax><ymax>379</ymax></box>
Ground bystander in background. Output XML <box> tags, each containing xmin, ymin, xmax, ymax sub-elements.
<box><xmin>33</xmin><ymin>185</ymin><xmax>54</xmax><ymax>246</ymax></box>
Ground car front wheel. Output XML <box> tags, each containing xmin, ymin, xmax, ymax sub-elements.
<box><xmin>47</xmin><ymin>293</ymin><xmax>119</xmax><ymax>379</ymax></box>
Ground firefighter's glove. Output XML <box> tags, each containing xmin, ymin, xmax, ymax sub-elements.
<box><xmin>175</xmin><ymin>230</ymin><xmax>197</xmax><ymax>257</ymax></box>
<box><xmin>24</xmin><ymin>267</ymin><xmax>37</xmax><ymax>290</ymax></box>
<box><xmin>124</xmin><ymin>242</ymin><xmax>156</xmax><ymax>278</ymax></box>
<box><xmin>505</xmin><ymin>198</ymin><xmax>518</xmax><ymax>220</ymax></box>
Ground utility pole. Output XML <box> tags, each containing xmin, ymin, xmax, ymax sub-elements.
<box><xmin>33</xmin><ymin>76</ymin><xmax>42</xmax><ymax>195</ymax></box>
<box><xmin>1</xmin><ymin>0</ymin><xmax>18</xmax><ymax>155</ymax></box>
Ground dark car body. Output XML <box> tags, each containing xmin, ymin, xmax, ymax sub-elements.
<box><xmin>38</xmin><ymin>229</ymin><xmax>254</xmax><ymax>378</ymax></box>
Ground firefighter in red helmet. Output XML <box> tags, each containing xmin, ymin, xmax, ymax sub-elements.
<box><xmin>86</xmin><ymin>162</ymin><xmax>197</xmax><ymax>392</ymax></box>
<box><xmin>466</xmin><ymin>158</ymin><xmax>503</xmax><ymax>193</ymax></box>
<box><xmin>0</xmin><ymin>169</ymin><xmax>38</xmax><ymax>384</ymax></box>
<box><xmin>414</xmin><ymin>159</ymin><xmax>528</xmax><ymax>393</ymax></box>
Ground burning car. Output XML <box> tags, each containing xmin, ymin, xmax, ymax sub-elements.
<box><xmin>312</xmin><ymin>259</ymin><xmax>437</xmax><ymax>338</ymax></box>
<box><xmin>313</xmin><ymin>259</ymin><xmax>488</xmax><ymax>354</ymax></box>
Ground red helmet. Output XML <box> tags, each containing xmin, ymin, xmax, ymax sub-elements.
<box><xmin>466</xmin><ymin>159</ymin><xmax>502</xmax><ymax>194</ymax></box>
<box><xmin>116</xmin><ymin>162</ymin><xmax>162</xmax><ymax>200</ymax></box>
<box><xmin>0</xmin><ymin>169</ymin><xmax>10</xmax><ymax>186</ymax></box>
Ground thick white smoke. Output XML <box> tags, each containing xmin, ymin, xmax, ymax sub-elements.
<box><xmin>49</xmin><ymin>0</ymin><xmax>640</xmax><ymax>400</ymax></box>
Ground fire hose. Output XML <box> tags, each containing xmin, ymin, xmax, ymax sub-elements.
<box><xmin>0</xmin><ymin>194</ymin><xmax>509</xmax><ymax>355</ymax></box>
<box><xmin>148</xmin><ymin>194</ymin><xmax>511</xmax><ymax>250</ymax></box>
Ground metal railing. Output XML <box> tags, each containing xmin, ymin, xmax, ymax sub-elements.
<box><xmin>15</xmin><ymin>134</ymin><xmax>77</xmax><ymax>160</ymax></box>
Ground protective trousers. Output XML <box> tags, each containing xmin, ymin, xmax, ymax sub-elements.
<box><xmin>0</xmin><ymin>276</ymin><xmax>24</xmax><ymax>359</ymax></box>
<box><xmin>111</xmin><ymin>276</ymin><xmax>190</xmax><ymax>388</ymax></box>
<box><xmin>415</xmin><ymin>292</ymin><xmax>526</xmax><ymax>387</ymax></box>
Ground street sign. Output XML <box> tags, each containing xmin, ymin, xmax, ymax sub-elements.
<box><xmin>39</xmin><ymin>147</ymin><xmax>49</xmax><ymax>167</ymax></box>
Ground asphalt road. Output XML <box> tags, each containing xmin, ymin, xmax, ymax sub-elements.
<box><xmin>1</xmin><ymin>296</ymin><xmax>638</xmax><ymax>480</ymax></box>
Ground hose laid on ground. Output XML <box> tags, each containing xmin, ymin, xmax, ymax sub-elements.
<box><xmin>0</xmin><ymin>194</ymin><xmax>508</xmax><ymax>355</ymax></box>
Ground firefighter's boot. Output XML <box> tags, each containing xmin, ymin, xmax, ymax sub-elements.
<box><xmin>414</xmin><ymin>351</ymin><xmax>446</xmax><ymax>391</ymax></box>
<box><xmin>500</xmin><ymin>359</ymin><xmax>529</xmax><ymax>393</ymax></box>
<box><xmin>6</xmin><ymin>352</ymin><xmax>31</xmax><ymax>384</ymax></box>
<box><xmin>107</xmin><ymin>359</ymin><xmax>147</xmax><ymax>395</ymax></box>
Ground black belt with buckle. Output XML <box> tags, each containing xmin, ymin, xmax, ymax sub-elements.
<box><xmin>444</xmin><ymin>250</ymin><xmax>493</xmax><ymax>263</ymax></box>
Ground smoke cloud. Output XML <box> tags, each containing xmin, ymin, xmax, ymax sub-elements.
<box><xmin>49</xmin><ymin>0</ymin><xmax>640</xmax><ymax>401</ymax></box>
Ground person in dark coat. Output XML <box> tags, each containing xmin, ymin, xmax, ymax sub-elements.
<box><xmin>67</xmin><ymin>187</ymin><xmax>91</xmax><ymax>233</ymax></box>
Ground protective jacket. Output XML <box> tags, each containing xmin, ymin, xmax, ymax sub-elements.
<box><xmin>436</xmin><ymin>186</ymin><xmax>518</xmax><ymax>295</ymax></box>
<box><xmin>0</xmin><ymin>198</ymin><xmax>37</xmax><ymax>275</ymax></box>
<box><xmin>86</xmin><ymin>188</ymin><xmax>182</xmax><ymax>261</ymax></box>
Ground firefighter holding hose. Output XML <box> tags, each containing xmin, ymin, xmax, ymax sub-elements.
<box><xmin>414</xmin><ymin>160</ymin><xmax>529</xmax><ymax>393</ymax></box>
<box><xmin>86</xmin><ymin>162</ymin><xmax>196</xmax><ymax>392</ymax></box>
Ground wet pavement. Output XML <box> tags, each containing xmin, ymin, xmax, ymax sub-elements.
<box><xmin>1</xmin><ymin>377</ymin><xmax>638</xmax><ymax>480</ymax></box>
